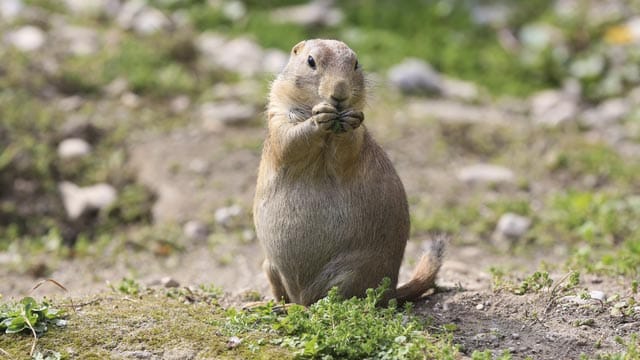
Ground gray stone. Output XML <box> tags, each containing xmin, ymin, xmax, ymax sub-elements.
<box><xmin>227</xmin><ymin>336</ymin><xmax>242</xmax><ymax>349</ymax></box>
<box><xmin>519</xmin><ymin>23</ymin><xmax>561</xmax><ymax>50</ymax></box>
<box><xmin>163</xmin><ymin>348</ymin><xmax>195</xmax><ymax>360</ymax></box>
<box><xmin>408</xmin><ymin>99</ymin><xmax>524</xmax><ymax>125</ymax></box>
<box><xmin>161</xmin><ymin>276</ymin><xmax>180</xmax><ymax>288</ymax></box>
<box><xmin>55</xmin><ymin>25</ymin><xmax>100</xmax><ymax>56</ymax></box>
<box><xmin>170</xmin><ymin>95</ymin><xmax>190</xmax><ymax>114</ymax></box>
<box><xmin>5</xmin><ymin>25</ymin><xmax>46</xmax><ymax>52</ymax></box>
<box><xmin>214</xmin><ymin>205</ymin><xmax>242</xmax><ymax>227</ymax></box>
<box><xmin>580</xmin><ymin>98</ymin><xmax>631</xmax><ymax>128</ymax></box>
<box><xmin>0</xmin><ymin>0</ymin><xmax>24</xmax><ymax>21</ymax></box>
<box><xmin>57</xmin><ymin>96</ymin><xmax>84</xmax><ymax>112</ymax></box>
<box><xmin>64</xmin><ymin>0</ymin><xmax>120</xmax><ymax>17</ymax></box>
<box><xmin>57</xmin><ymin>138</ymin><xmax>92</xmax><ymax>159</ymax></box>
<box><xmin>183</xmin><ymin>220</ymin><xmax>209</xmax><ymax>240</ymax></box>
<box><xmin>388</xmin><ymin>58</ymin><xmax>442</xmax><ymax>96</ymax></box>
<box><xmin>589</xmin><ymin>290</ymin><xmax>606</xmax><ymax>302</ymax></box>
<box><xmin>263</xmin><ymin>49</ymin><xmax>288</xmax><ymax>74</ymax></box>
<box><xmin>59</xmin><ymin>182</ymin><xmax>117</xmax><ymax>220</ymax></box>
<box><xmin>222</xmin><ymin>0</ymin><xmax>246</xmax><ymax>21</ymax></box>
<box><xmin>441</xmin><ymin>77</ymin><xmax>480</xmax><ymax>102</ymax></box>
<box><xmin>115</xmin><ymin>0</ymin><xmax>146</xmax><ymax>29</ymax></box>
<box><xmin>471</xmin><ymin>3</ymin><xmax>511</xmax><ymax>26</ymax></box>
<box><xmin>121</xmin><ymin>92</ymin><xmax>141</xmax><ymax>108</ymax></box>
<box><xmin>104</xmin><ymin>77</ymin><xmax>129</xmax><ymax>97</ymax></box>
<box><xmin>200</xmin><ymin>101</ymin><xmax>257</xmax><ymax>129</ymax></box>
<box><xmin>133</xmin><ymin>7</ymin><xmax>171</xmax><ymax>35</ymax></box>
<box><xmin>457</xmin><ymin>164</ymin><xmax>515</xmax><ymax>184</ymax></box>
<box><xmin>271</xmin><ymin>0</ymin><xmax>343</xmax><ymax>27</ymax></box>
<box><xmin>213</xmin><ymin>37</ymin><xmax>263</xmax><ymax>76</ymax></box>
<box><xmin>495</xmin><ymin>213</ymin><xmax>531</xmax><ymax>239</ymax></box>
<box><xmin>530</xmin><ymin>89</ymin><xmax>579</xmax><ymax>126</ymax></box>
<box><xmin>196</xmin><ymin>34</ymin><xmax>285</xmax><ymax>76</ymax></box>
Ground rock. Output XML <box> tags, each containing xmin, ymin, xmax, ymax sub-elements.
<box><xmin>589</xmin><ymin>290</ymin><xmax>606</xmax><ymax>302</ymax></box>
<box><xmin>5</xmin><ymin>25</ymin><xmax>46</xmax><ymax>52</ymax></box>
<box><xmin>59</xmin><ymin>182</ymin><xmax>117</xmax><ymax>220</ymax></box>
<box><xmin>200</xmin><ymin>101</ymin><xmax>257</xmax><ymax>129</ymax></box>
<box><xmin>215</xmin><ymin>37</ymin><xmax>263</xmax><ymax>76</ymax></box>
<box><xmin>55</xmin><ymin>25</ymin><xmax>100</xmax><ymax>56</ymax></box>
<box><xmin>476</xmin><ymin>303</ymin><xmax>485</xmax><ymax>310</ymax></box>
<box><xmin>214</xmin><ymin>205</ymin><xmax>242</xmax><ymax>227</ymax></box>
<box><xmin>104</xmin><ymin>77</ymin><xmax>129</xmax><ymax>97</ymax></box>
<box><xmin>530</xmin><ymin>89</ymin><xmax>579</xmax><ymax>126</ymax></box>
<box><xmin>457</xmin><ymin>164</ymin><xmax>515</xmax><ymax>184</ymax></box>
<box><xmin>116</xmin><ymin>1</ymin><xmax>170</xmax><ymax>35</ymax></box>
<box><xmin>160</xmin><ymin>276</ymin><xmax>180</xmax><ymax>288</ymax></box>
<box><xmin>408</xmin><ymin>99</ymin><xmax>524</xmax><ymax>125</ymax></box>
<box><xmin>495</xmin><ymin>213</ymin><xmax>531</xmax><ymax>239</ymax></box>
<box><xmin>441</xmin><ymin>77</ymin><xmax>480</xmax><ymax>102</ymax></box>
<box><xmin>119</xmin><ymin>350</ymin><xmax>153</xmax><ymax>359</ymax></box>
<box><xmin>196</xmin><ymin>34</ymin><xmax>286</xmax><ymax>76</ymax></box>
<box><xmin>195</xmin><ymin>32</ymin><xmax>226</xmax><ymax>58</ymax></box>
<box><xmin>115</xmin><ymin>0</ymin><xmax>146</xmax><ymax>29</ymax></box>
<box><xmin>170</xmin><ymin>95</ymin><xmax>190</xmax><ymax>114</ymax></box>
<box><xmin>183</xmin><ymin>220</ymin><xmax>209</xmax><ymax>240</ymax></box>
<box><xmin>471</xmin><ymin>3</ymin><xmax>511</xmax><ymax>26</ymax></box>
<box><xmin>519</xmin><ymin>23</ymin><xmax>562</xmax><ymax>51</ymax></box>
<box><xmin>121</xmin><ymin>92</ymin><xmax>141</xmax><ymax>108</ymax></box>
<box><xmin>187</xmin><ymin>158</ymin><xmax>209</xmax><ymax>175</ymax></box>
<box><xmin>227</xmin><ymin>336</ymin><xmax>242</xmax><ymax>349</ymax></box>
<box><xmin>569</xmin><ymin>54</ymin><xmax>605</xmax><ymax>79</ymax></box>
<box><xmin>263</xmin><ymin>49</ymin><xmax>288</xmax><ymax>74</ymax></box>
<box><xmin>59</xmin><ymin>116</ymin><xmax>102</xmax><ymax>143</ymax></box>
<box><xmin>64</xmin><ymin>0</ymin><xmax>120</xmax><ymax>17</ymax></box>
<box><xmin>57</xmin><ymin>138</ymin><xmax>92</xmax><ymax>159</ymax></box>
<box><xmin>0</xmin><ymin>0</ymin><xmax>24</xmax><ymax>21</ymax></box>
<box><xmin>222</xmin><ymin>0</ymin><xmax>246</xmax><ymax>21</ymax></box>
<box><xmin>163</xmin><ymin>348</ymin><xmax>196</xmax><ymax>360</ymax></box>
<box><xmin>210</xmin><ymin>80</ymin><xmax>263</xmax><ymax>102</ymax></box>
<box><xmin>388</xmin><ymin>58</ymin><xmax>443</xmax><ymax>96</ymax></box>
<box><xmin>271</xmin><ymin>0</ymin><xmax>343</xmax><ymax>27</ymax></box>
<box><xmin>580</xmin><ymin>98</ymin><xmax>631</xmax><ymax>128</ymax></box>
<box><xmin>133</xmin><ymin>7</ymin><xmax>171</xmax><ymax>35</ymax></box>
<box><xmin>57</xmin><ymin>96</ymin><xmax>84</xmax><ymax>112</ymax></box>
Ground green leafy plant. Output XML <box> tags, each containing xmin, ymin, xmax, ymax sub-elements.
<box><xmin>111</xmin><ymin>278</ymin><xmax>142</xmax><ymax>296</ymax></box>
<box><xmin>224</xmin><ymin>279</ymin><xmax>459</xmax><ymax>359</ymax></box>
<box><xmin>514</xmin><ymin>271</ymin><xmax>553</xmax><ymax>295</ymax></box>
<box><xmin>0</xmin><ymin>297</ymin><xmax>66</xmax><ymax>335</ymax></box>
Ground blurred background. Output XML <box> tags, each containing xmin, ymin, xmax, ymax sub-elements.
<box><xmin>1</xmin><ymin>0</ymin><xmax>639</xmax><ymax>298</ymax></box>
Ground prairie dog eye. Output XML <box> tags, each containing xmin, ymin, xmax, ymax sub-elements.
<box><xmin>307</xmin><ymin>55</ymin><xmax>316</xmax><ymax>69</ymax></box>
<box><xmin>354</xmin><ymin>60</ymin><xmax>359</xmax><ymax>70</ymax></box>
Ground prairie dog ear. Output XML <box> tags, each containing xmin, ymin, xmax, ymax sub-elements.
<box><xmin>291</xmin><ymin>40</ymin><xmax>306</xmax><ymax>55</ymax></box>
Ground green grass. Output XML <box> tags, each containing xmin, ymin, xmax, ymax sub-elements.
<box><xmin>223</xmin><ymin>279</ymin><xmax>459</xmax><ymax>359</ymax></box>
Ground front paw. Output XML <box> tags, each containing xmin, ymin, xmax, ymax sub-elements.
<box><xmin>311</xmin><ymin>102</ymin><xmax>339</xmax><ymax>132</ymax></box>
<box><xmin>338</xmin><ymin>110</ymin><xmax>364</xmax><ymax>131</ymax></box>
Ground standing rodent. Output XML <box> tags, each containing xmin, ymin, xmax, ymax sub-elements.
<box><xmin>253</xmin><ymin>39</ymin><xmax>444</xmax><ymax>306</ymax></box>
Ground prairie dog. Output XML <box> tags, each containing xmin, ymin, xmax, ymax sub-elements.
<box><xmin>253</xmin><ymin>39</ymin><xmax>444</xmax><ymax>305</ymax></box>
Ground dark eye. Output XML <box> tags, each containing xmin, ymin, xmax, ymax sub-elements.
<box><xmin>354</xmin><ymin>60</ymin><xmax>359</xmax><ymax>70</ymax></box>
<box><xmin>307</xmin><ymin>55</ymin><xmax>316</xmax><ymax>69</ymax></box>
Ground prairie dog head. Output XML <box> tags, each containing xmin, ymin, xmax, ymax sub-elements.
<box><xmin>270</xmin><ymin>39</ymin><xmax>366</xmax><ymax>117</ymax></box>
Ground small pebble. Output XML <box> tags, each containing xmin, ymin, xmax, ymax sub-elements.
<box><xmin>227</xmin><ymin>336</ymin><xmax>242</xmax><ymax>349</ymax></box>
<box><xmin>161</xmin><ymin>277</ymin><xmax>180</xmax><ymax>288</ymax></box>
<box><xmin>476</xmin><ymin>303</ymin><xmax>485</xmax><ymax>310</ymax></box>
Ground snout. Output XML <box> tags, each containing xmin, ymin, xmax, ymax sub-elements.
<box><xmin>320</xmin><ymin>79</ymin><xmax>351</xmax><ymax>109</ymax></box>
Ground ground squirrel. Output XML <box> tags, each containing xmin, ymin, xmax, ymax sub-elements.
<box><xmin>253</xmin><ymin>39</ymin><xmax>444</xmax><ymax>306</ymax></box>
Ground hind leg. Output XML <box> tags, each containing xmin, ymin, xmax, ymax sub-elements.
<box><xmin>299</xmin><ymin>251</ymin><xmax>401</xmax><ymax>305</ymax></box>
<box><xmin>263</xmin><ymin>259</ymin><xmax>290</xmax><ymax>303</ymax></box>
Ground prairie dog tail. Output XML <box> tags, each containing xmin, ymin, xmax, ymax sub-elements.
<box><xmin>396</xmin><ymin>236</ymin><xmax>447</xmax><ymax>302</ymax></box>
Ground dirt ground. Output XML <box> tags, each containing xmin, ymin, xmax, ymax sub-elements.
<box><xmin>2</xmin><ymin>91</ymin><xmax>638</xmax><ymax>359</ymax></box>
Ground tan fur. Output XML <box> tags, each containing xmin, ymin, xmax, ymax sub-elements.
<box><xmin>253</xmin><ymin>39</ymin><xmax>444</xmax><ymax>306</ymax></box>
